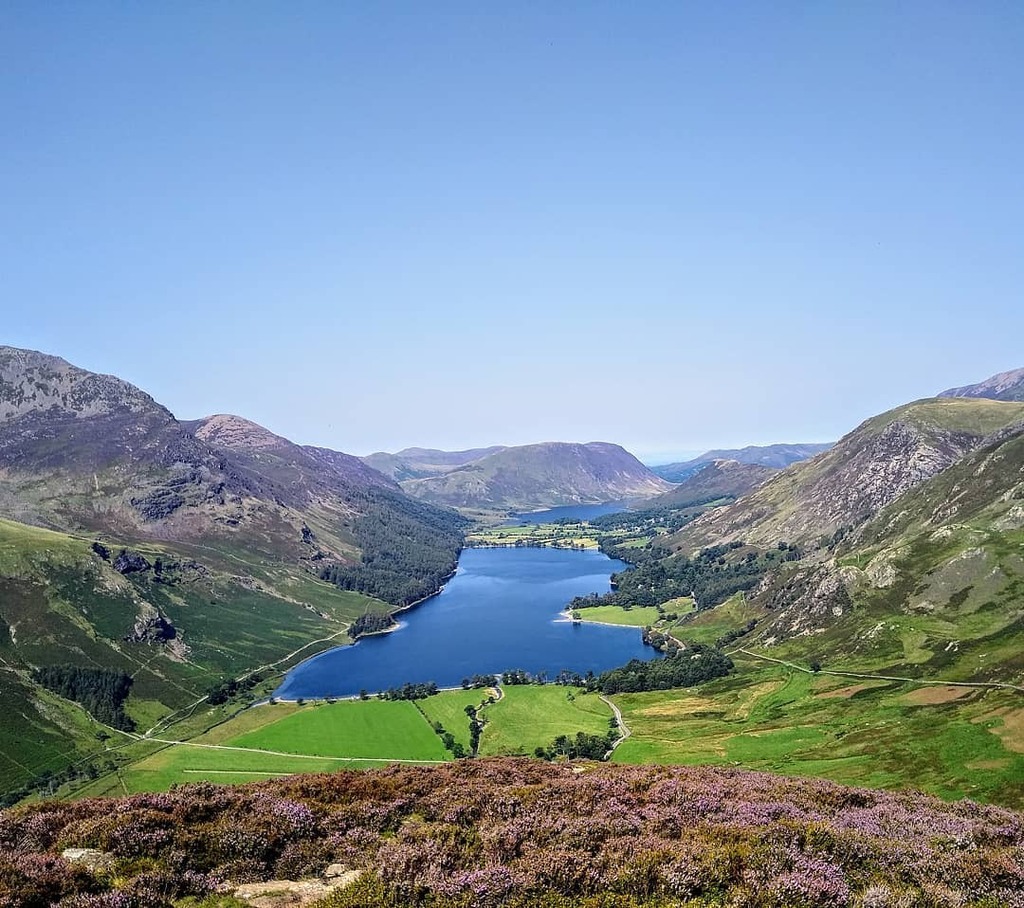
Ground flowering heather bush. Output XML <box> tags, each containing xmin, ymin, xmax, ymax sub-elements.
<box><xmin>2</xmin><ymin>759</ymin><xmax>1024</xmax><ymax>907</ymax></box>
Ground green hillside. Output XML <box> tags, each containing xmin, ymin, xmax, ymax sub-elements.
<box><xmin>0</xmin><ymin>517</ymin><xmax>382</xmax><ymax>800</ymax></box>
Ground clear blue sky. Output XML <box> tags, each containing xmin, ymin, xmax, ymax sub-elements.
<box><xmin>3</xmin><ymin>3</ymin><xmax>1022</xmax><ymax>461</ymax></box>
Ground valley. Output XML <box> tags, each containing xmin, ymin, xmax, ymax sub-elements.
<box><xmin>7</xmin><ymin>7</ymin><xmax>1024</xmax><ymax>902</ymax></box>
<box><xmin>4</xmin><ymin>347</ymin><xmax>1024</xmax><ymax>903</ymax></box>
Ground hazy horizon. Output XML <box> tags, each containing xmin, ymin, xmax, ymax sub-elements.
<box><xmin>4</xmin><ymin>4</ymin><xmax>1022</xmax><ymax>457</ymax></box>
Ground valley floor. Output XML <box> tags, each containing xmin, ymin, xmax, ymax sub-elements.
<box><xmin>71</xmin><ymin>656</ymin><xmax>1024</xmax><ymax>808</ymax></box>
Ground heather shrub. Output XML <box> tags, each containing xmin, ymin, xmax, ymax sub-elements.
<box><xmin>2</xmin><ymin>760</ymin><xmax>1024</xmax><ymax>907</ymax></box>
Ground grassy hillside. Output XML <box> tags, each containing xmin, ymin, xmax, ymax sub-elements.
<box><xmin>647</xmin><ymin>459</ymin><xmax>776</xmax><ymax>509</ymax></box>
<box><xmin>553</xmin><ymin>405</ymin><xmax>1024</xmax><ymax>808</ymax></box>
<box><xmin>0</xmin><ymin>348</ymin><xmax>472</xmax><ymax>801</ymax></box>
<box><xmin>0</xmin><ymin>517</ymin><xmax>383</xmax><ymax>800</ymax></box>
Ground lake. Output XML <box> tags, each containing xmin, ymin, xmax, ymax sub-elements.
<box><xmin>274</xmin><ymin>547</ymin><xmax>655</xmax><ymax>699</ymax></box>
<box><xmin>505</xmin><ymin>501</ymin><xmax>629</xmax><ymax>524</ymax></box>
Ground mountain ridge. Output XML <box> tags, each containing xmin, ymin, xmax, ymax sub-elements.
<box><xmin>652</xmin><ymin>442</ymin><xmax>832</xmax><ymax>482</ymax></box>
<box><xmin>401</xmin><ymin>441</ymin><xmax>672</xmax><ymax>511</ymax></box>
<box><xmin>939</xmin><ymin>365</ymin><xmax>1024</xmax><ymax>402</ymax></box>
<box><xmin>666</xmin><ymin>397</ymin><xmax>1024</xmax><ymax>554</ymax></box>
<box><xmin>648</xmin><ymin>459</ymin><xmax>777</xmax><ymax>509</ymax></box>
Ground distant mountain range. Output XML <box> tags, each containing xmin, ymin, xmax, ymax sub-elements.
<box><xmin>362</xmin><ymin>446</ymin><xmax>508</xmax><ymax>482</ymax></box>
<box><xmin>939</xmin><ymin>366</ymin><xmax>1024</xmax><ymax>402</ymax></box>
<box><xmin>651</xmin><ymin>443</ymin><xmax>832</xmax><ymax>482</ymax></box>
<box><xmin>648</xmin><ymin>459</ymin><xmax>778</xmax><ymax>510</ymax></box>
<box><xmin>398</xmin><ymin>442</ymin><xmax>672</xmax><ymax>511</ymax></box>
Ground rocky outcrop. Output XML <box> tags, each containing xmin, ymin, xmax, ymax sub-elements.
<box><xmin>0</xmin><ymin>346</ymin><xmax>161</xmax><ymax>421</ymax></box>
<box><xmin>126</xmin><ymin>610</ymin><xmax>177</xmax><ymax>644</ymax></box>
<box><xmin>753</xmin><ymin>562</ymin><xmax>853</xmax><ymax>640</ymax></box>
<box><xmin>113</xmin><ymin>549</ymin><xmax>151</xmax><ymax>574</ymax></box>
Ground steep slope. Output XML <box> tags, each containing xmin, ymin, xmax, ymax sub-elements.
<box><xmin>733</xmin><ymin>418</ymin><xmax>1024</xmax><ymax>660</ymax></box>
<box><xmin>939</xmin><ymin>365</ymin><xmax>1024</xmax><ymax>402</ymax></box>
<box><xmin>362</xmin><ymin>445</ymin><xmax>507</xmax><ymax>481</ymax></box>
<box><xmin>183</xmin><ymin>413</ymin><xmax>396</xmax><ymax>508</ymax></box>
<box><xmin>653</xmin><ymin>442</ymin><xmax>832</xmax><ymax>482</ymax></box>
<box><xmin>0</xmin><ymin>346</ymin><xmax>256</xmax><ymax>533</ymax></box>
<box><xmin>647</xmin><ymin>459</ymin><xmax>777</xmax><ymax>509</ymax></box>
<box><xmin>0</xmin><ymin>347</ymin><xmax>463</xmax><ymax>595</ymax></box>
<box><xmin>0</xmin><ymin>348</ymin><xmax>466</xmax><ymax>797</ymax></box>
<box><xmin>401</xmin><ymin>441</ymin><xmax>672</xmax><ymax>510</ymax></box>
<box><xmin>0</xmin><ymin>516</ymin><xmax>377</xmax><ymax>800</ymax></box>
<box><xmin>666</xmin><ymin>398</ymin><xmax>1024</xmax><ymax>553</ymax></box>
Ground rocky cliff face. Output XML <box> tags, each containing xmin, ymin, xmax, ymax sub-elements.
<box><xmin>0</xmin><ymin>348</ymin><xmax>256</xmax><ymax>531</ymax></box>
<box><xmin>0</xmin><ymin>346</ymin><xmax>162</xmax><ymax>421</ymax></box>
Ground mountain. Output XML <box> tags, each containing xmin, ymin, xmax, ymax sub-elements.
<box><xmin>362</xmin><ymin>445</ymin><xmax>507</xmax><ymax>482</ymax></box>
<box><xmin>0</xmin><ymin>346</ymin><xmax>465</xmax><ymax>798</ymax></box>
<box><xmin>710</xmin><ymin>413</ymin><xmax>1024</xmax><ymax>662</ymax></box>
<box><xmin>652</xmin><ymin>442</ymin><xmax>832</xmax><ymax>482</ymax></box>
<box><xmin>402</xmin><ymin>441</ymin><xmax>673</xmax><ymax>511</ymax></box>
<box><xmin>0</xmin><ymin>345</ymin><xmax>252</xmax><ymax>532</ymax></box>
<box><xmin>666</xmin><ymin>398</ymin><xmax>1024</xmax><ymax>553</ymax></box>
<box><xmin>939</xmin><ymin>366</ymin><xmax>1024</xmax><ymax>402</ymax></box>
<box><xmin>647</xmin><ymin>459</ymin><xmax>777</xmax><ymax>509</ymax></box>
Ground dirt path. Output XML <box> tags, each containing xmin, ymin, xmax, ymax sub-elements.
<box><xmin>600</xmin><ymin>695</ymin><xmax>630</xmax><ymax>757</ymax></box>
<box><xmin>143</xmin><ymin>629</ymin><xmax>352</xmax><ymax>737</ymax></box>
<box><xmin>733</xmin><ymin>648</ymin><xmax>1024</xmax><ymax>694</ymax></box>
<box><xmin>145</xmin><ymin>736</ymin><xmax>447</xmax><ymax>764</ymax></box>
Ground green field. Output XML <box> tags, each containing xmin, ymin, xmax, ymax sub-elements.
<box><xmin>76</xmin><ymin>698</ymin><xmax>453</xmax><ymax>795</ymax></box>
<box><xmin>478</xmin><ymin>685</ymin><xmax>613</xmax><ymax>755</ymax></box>
<box><xmin>417</xmin><ymin>688</ymin><xmax>494</xmax><ymax>750</ymax></box>
<box><xmin>466</xmin><ymin>522</ymin><xmax>600</xmax><ymax>549</ymax></box>
<box><xmin>76</xmin><ymin>686</ymin><xmax>619</xmax><ymax>794</ymax></box>
<box><xmin>573</xmin><ymin>605</ymin><xmax>660</xmax><ymax>626</ymax></box>
<box><xmin>229</xmin><ymin>699</ymin><xmax>449</xmax><ymax>760</ymax></box>
<box><xmin>611</xmin><ymin>660</ymin><xmax>1024</xmax><ymax>806</ymax></box>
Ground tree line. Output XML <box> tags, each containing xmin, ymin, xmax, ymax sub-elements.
<box><xmin>571</xmin><ymin>541</ymin><xmax>799</xmax><ymax>613</ymax></box>
<box><xmin>592</xmin><ymin>644</ymin><xmax>733</xmax><ymax>694</ymax></box>
<box><xmin>321</xmin><ymin>488</ymin><xmax>467</xmax><ymax>607</ymax></box>
<box><xmin>32</xmin><ymin>664</ymin><xmax>135</xmax><ymax>731</ymax></box>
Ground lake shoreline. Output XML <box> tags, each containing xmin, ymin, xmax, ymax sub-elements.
<box><xmin>559</xmin><ymin>608</ymin><xmax>654</xmax><ymax>629</ymax></box>
<box><xmin>273</xmin><ymin>547</ymin><xmax>652</xmax><ymax>700</ymax></box>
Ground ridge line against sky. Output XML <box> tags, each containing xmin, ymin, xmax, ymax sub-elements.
<box><xmin>3</xmin><ymin>3</ymin><xmax>1022</xmax><ymax>458</ymax></box>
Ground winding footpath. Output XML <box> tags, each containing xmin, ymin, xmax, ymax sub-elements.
<box><xmin>600</xmin><ymin>694</ymin><xmax>630</xmax><ymax>757</ymax></box>
<box><xmin>733</xmin><ymin>647</ymin><xmax>1024</xmax><ymax>694</ymax></box>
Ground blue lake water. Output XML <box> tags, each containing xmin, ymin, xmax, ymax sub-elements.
<box><xmin>505</xmin><ymin>501</ymin><xmax>629</xmax><ymax>525</ymax></box>
<box><xmin>274</xmin><ymin>547</ymin><xmax>654</xmax><ymax>699</ymax></box>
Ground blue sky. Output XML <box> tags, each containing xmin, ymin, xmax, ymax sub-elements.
<box><xmin>3</xmin><ymin>3</ymin><xmax>1022</xmax><ymax>461</ymax></box>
